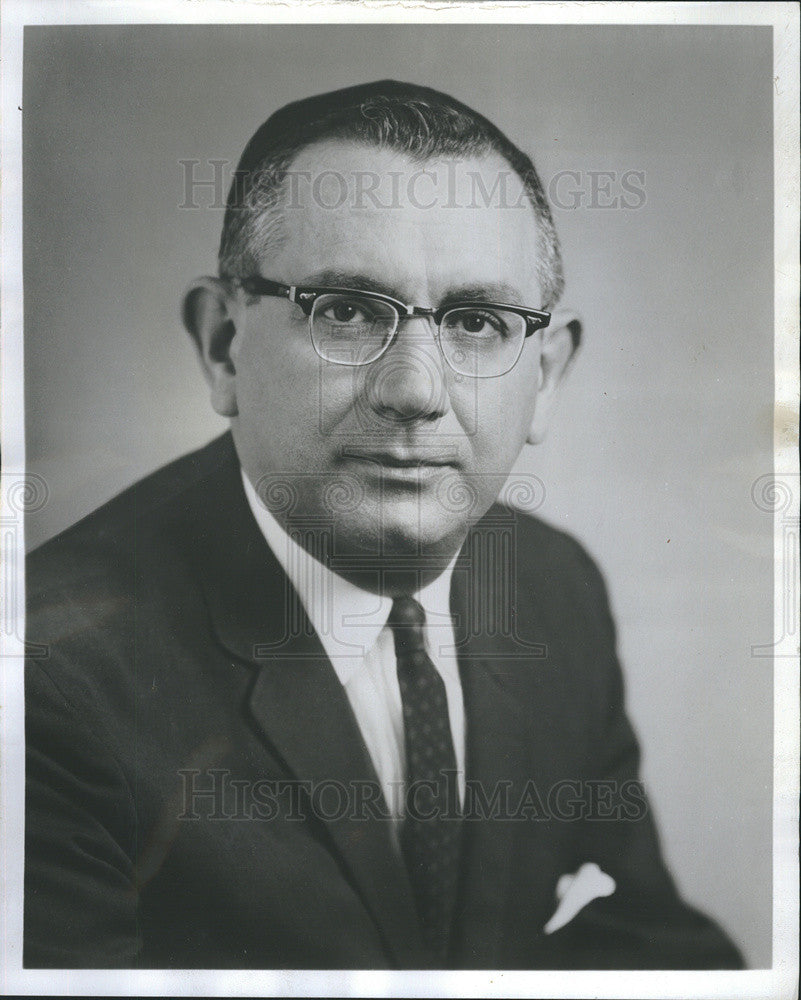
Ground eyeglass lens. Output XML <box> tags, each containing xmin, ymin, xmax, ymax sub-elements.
<box><xmin>309</xmin><ymin>293</ymin><xmax>526</xmax><ymax>377</ymax></box>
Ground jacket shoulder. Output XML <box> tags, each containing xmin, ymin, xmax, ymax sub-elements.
<box><xmin>481</xmin><ymin>503</ymin><xmax>610</xmax><ymax>597</ymax></box>
<box><xmin>471</xmin><ymin>504</ymin><xmax>619</xmax><ymax>667</ymax></box>
<box><xmin>26</xmin><ymin>434</ymin><xmax>236</xmax><ymax>640</ymax></box>
<box><xmin>28</xmin><ymin>434</ymin><xmax>234</xmax><ymax>565</ymax></box>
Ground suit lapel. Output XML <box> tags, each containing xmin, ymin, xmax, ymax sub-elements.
<box><xmin>449</xmin><ymin>525</ymin><xmax>566</xmax><ymax>966</ymax></box>
<box><xmin>179</xmin><ymin>436</ymin><xmax>424</xmax><ymax>967</ymax></box>
<box><xmin>247</xmin><ymin>654</ymin><xmax>425</xmax><ymax>967</ymax></box>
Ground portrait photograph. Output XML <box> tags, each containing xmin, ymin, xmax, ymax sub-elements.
<box><xmin>0</xmin><ymin>2</ymin><xmax>797</xmax><ymax>998</ymax></box>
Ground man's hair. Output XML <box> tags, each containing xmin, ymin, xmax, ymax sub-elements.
<box><xmin>219</xmin><ymin>80</ymin><xmax>564</xmax><ymax>309</ymax></box>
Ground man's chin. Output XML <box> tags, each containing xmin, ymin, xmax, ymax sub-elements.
<box><xmin>332</xmin><ymin>497</ymin><xmax>469</xmax><ymax>565</ymax></box>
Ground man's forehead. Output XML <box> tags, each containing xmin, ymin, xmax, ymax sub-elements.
<box><xmin>283</xmin><ymin>138</ymin><xmax>532</xmax><ymax>216</ymax></box>
<box><xmin>270</xmin><ymin>139</ymin><xmax>544</xmax><ymax>301</ymax></box>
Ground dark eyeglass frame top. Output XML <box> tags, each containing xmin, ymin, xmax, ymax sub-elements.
<box><xmin>238</xmin><ymin>276</ymin><xmax>550</xmax><ymax>332</ymax></box>
<box><xmin>235</xmin><ymin>275</ymin><xmax>551</xmax><ymax>377</ymax></box>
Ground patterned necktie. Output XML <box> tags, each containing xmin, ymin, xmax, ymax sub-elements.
<box><xmin>388</xmin><ymin>595</ymin><xmax>462</xmax><ymax>962</ymax></box>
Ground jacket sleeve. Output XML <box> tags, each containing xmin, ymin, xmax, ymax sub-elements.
<box><xmin>544</xmin><ymin>550</ymin><xmax>745</xmax><ymax>970</ymax></box>
<box><xmin>25</xmin><ymin>659</ymin><xmax>141</xmax><ymax>968</ymax></box>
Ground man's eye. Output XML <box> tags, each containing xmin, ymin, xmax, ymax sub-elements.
<box><xmin>448</xmin><ymin>309</ymin><xmax>507</xmax><ymax>337</ymax></box>
<box><xmin>320</xmin><ymin>299</ymin><xmax>371</xmax><ymax>324</ymax></box>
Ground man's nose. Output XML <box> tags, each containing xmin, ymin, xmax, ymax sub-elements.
<box><xmin>362</xmin><ymin>316</ymin><xmax>450</xmax><ymax>423</ymax></box>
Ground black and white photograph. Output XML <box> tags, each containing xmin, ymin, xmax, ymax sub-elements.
<box><xmin>0</xmin><ymin>2</ymin><xmax>798</xmax><ymax>996</ymax></box>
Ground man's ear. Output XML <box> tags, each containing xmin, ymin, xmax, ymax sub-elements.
<box><xmin>526</xmin><ymin>309</ymin><xmax>582</xmax><ymax>445</ymax></box>
<box><xmin>182</xmin><ymin>277</ymin><xmax>242</xmax><ymax>418</ymax></box>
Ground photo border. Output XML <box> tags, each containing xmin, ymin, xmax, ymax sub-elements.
<box><xmin>1</xmin><ymin>2</ymin><xmax>797</xmax><ymax>997</ymax></box>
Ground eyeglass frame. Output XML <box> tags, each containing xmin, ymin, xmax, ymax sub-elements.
<box><xmin>235</xmin><ymin>275</ymin><xmax>552</xmax><ymax>378</ymax></box>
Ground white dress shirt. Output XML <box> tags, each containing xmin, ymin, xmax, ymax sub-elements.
<box><xmin>241</xmin><ymin>471</ymin><xmax>466</xmax><ymax>830</ymax></box>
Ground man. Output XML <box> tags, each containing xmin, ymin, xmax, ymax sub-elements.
<box><xmin>24</xmin><ymin>80</ymin><xmax>742</xmax><ymax>969</ymax></box>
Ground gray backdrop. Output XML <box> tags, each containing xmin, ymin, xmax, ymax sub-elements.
<box><xmin>23</xmin><ymin>24</ymin><xmax>773</xmax><ymax>966</ymax></box>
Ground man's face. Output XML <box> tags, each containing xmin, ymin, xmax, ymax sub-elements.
<box><xmin>226</xmin><ymin>140</ymin><xmax>558</xmax><ymax>565</ymax></box>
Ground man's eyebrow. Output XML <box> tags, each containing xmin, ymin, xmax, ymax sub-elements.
<box><xmin>298</xmin><ymin>270</ymin><xmax>400</xmax><ymax>297</ymax></box>
<box><xmin>440</xmin><ymin>283</ymin><xmax>527</xmax><ymax>306</ymax></box>
<box><xmin>297</xmin><ymin>273</ymin><xmax>530</xmax><ymax>307</ymax></box>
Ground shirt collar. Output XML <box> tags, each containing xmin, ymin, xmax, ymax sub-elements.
<box><xmin>241</xmin><ymin>470</ymin><xmax>457</xmax><ymax>684</ymax></box>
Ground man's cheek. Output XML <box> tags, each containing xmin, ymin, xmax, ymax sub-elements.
<box><xmin>314</xmin><ymin>368</ymin><xmax>371</xmax><ymax>438</ymax></box>
<box><xmin>446</xmin><ymin>378</ymin><xmax>480</xmax><ymax>439</ymax></box>
<box><xmin>481</xmin><ymin>396</ymin><xmax>533</xmax><ymax>462</ymax></box>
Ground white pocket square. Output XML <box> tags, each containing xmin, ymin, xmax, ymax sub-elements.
<box><xmin>543</xmin><ymin>862</ymin><xmax>616</xmax><ymax>935</ymax></box>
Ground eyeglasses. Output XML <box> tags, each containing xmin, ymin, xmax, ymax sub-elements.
<box><xmin>237</xmin><ymin>276</ymin><xmax>551</xmax><ymax>378</ymax></box>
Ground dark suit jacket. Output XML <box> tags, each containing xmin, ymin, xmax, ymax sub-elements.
<box><xmin>24</xmin><ymin>433</ymin><xmax>742</xmax><ymax>969</ymax></box>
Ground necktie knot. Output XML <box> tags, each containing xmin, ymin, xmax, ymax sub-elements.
<box><xmin>388</xmin><ymin>595</ymin><xmax>428</xmax><ymax>655</ymax></box>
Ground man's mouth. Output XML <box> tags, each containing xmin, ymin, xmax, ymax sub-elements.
<box><xmin>342</xmin><ymin>450</ymin><xmax>459</xmax><ymax>482</ymax></box>
<box><xmin>345</xmin><ymin>448</ymin><xmax>458</xmax><ymax>465</ymax></box>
